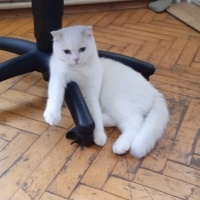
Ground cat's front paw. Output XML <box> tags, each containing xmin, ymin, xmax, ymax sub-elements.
<box><xmin>94</xmin><ymin>132</ymin><xmax>107</xmax><ymax>146</ymax></box>
<box><xmin>44</xmin><ymin>109</ymin><xmax>61</xmax><ymax>125</ymax></box>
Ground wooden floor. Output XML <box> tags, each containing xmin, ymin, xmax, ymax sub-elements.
<box><xmin>0</xmin><ymin>4</ymin><xmax>200</xmax><ymax>200</ymax></box>
<box><xmin>167</xmin><ymin>2</ymin><xmax>200</xmax><ymax>32</ymax></box>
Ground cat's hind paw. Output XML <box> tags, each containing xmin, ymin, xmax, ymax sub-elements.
<box><xmin>112</xmin><ymin>135</ymin><xmax>131</xmax><ymax>154</ymax></box>
<box><xmin>94</xmin><ymin>132</ymin><xmax>107</xmax><ymax>146</ymax></box>
<box><xmin>130</xmin><ymin>142</ymin><xmax>148</xmax><ymax>159</ymax></box>
<box><xmin>112</xmin><ymin>142</ymin><xmax>130</xmax><ymax>155</ymax></box>
<box><xmin>130</xmin><ymin>137</ymin><xmax>155</xmax><ymax>159</ymax></box>
<box><xmin>44</xmin><ymin>110</ymin><xmax>61</xmax><ymax>126</ymax></box>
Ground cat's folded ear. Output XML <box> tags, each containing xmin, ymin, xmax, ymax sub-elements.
<box><xmin>81</xmin><ymin>26</ymin><xmax>93</xmax><ymax>37</ymax></box>
<box><xmin>51</xmin><ymin>30</ymin><xmax>62</xmax><ymax>41</ymax></box>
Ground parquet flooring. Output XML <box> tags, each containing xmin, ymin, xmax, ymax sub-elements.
<box><xmin>0</xmin><ymin>3</ymin><xmax>200</xmax><ymax>200</ymax></box>
<box><xmin>167</xmin><ymin>2</ymin><xmax>200</xmax><ymax>32</ymax></box>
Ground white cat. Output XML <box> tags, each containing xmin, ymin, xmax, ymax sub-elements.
<box><xmin>44</xmin><ymin>25</ymin><xmax>169</xmax><ymax>159</ymax></box>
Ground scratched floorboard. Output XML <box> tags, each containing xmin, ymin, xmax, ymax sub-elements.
<box><xmin>0</xmin><ymin>2</ymin><xmax>200</xmax><ymax>200</ymax></box>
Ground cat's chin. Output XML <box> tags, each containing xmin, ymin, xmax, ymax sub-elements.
<box><xmin>68</xmin><ymin>62</ymin><xmax>86</xmax><ymax>68</ymax></box>
<box><xmin>66</xmin><ymin>62</ymin><xmax>78</xmax><ymax>66</ymax></box>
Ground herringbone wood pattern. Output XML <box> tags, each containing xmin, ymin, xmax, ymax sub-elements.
<box><xmin>0</xmin><ymin>4</ymin><xmax>200</xmax><ymax>200</ymax></box>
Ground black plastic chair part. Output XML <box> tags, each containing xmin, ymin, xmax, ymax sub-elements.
<box><xmin>98</xmin><ymin>51</ymin><xmax>155</xmax><ymax>80</ymax></box>
<box><xmin>0</xmin><ymin>0</ymin><xmax>155</xmax><ymax>147</ymax></box>
<box><xmin>65</xmin><ymin>82</ymin><xmax>95</xmax><ymax>146</ymax></box>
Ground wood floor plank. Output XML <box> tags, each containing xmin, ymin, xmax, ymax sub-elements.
<box><xmin>181</xmin><ymin>99</ymin><xmax>200</xmax><ymax>131</ymax></box>
<box><xmin>94</xmin><ymin>27</ymin><xmax>145</xmax><ymax>45</ymax></box>
<box><xmin>26</xmin><ymin>85</ymin><xmax>47</xmax><ymax>98</ymax></box>
<box><xmin>164</xmin><ymin>103</ymin><xmax>186</xmax><ymax>140</ymax></box>
<box><xmin>0</xmin><ymin>97</ymin><xmax>44</xmax><ymax>122</ymax></box>
<box><xmin>151</xmin><ymin>20</ymin><xmax>200</xmax><ymax>34</ymax></box>
<box><xmin>95</xmin><ymin>36</ymin><xmax>129</xmax><ymax>47</ymax></box>
<box><xmin>0</xmin><ymin>76</ymin><xmax>23</xmax><ymax>94</ymax></box>
<box><xmin>12</xmin><ymin>18</ymin><xmax>33</xmax><ymax>35</ymax></box>
<box><xmin>133</xmin><ymin>42</ymin><xmax>157</xmax><ymax>61</ymax></box>
<box><xmin>81</xmin><ymin>129</ymin><xmax>119</xmax><ymax>189</ymax></box>
<box><xmin>137</xmin><ymin>21</ymin><xmax>200</xmax><ymax>37</ymax></box>
<box><xmin>67</xmin><ymin>13</ymin><xmax>96</xmax><ymax>27</ymax></box>
<box><xmin>103</xmin><ymin>176</ymin><xmax>181</xmax><ymax>200</ymax></box>
<box><xmin>177</xmin><ymin>36</ymin><xmax>200</xmax><ymax>66</ymax></box>
<box><xmin>40</xmin><ymin>192</ymin><xmax>69</xmax><ymax>200</ymax></box>
<box><xmin>0</xmin><ymin>50</ymin><xmax>17</xmax><ymax>62</ymax></box>
<box><xmin>124</xmin><ymin>23</ymin><xmax>190</xmax><ymax>39</ymax></box>
<box><xmin>83</xmin><ymin>11</ymin><xmax>109</xmax><ymax>26</ymax></box>
<box><xmin>152</xmin><ymin>12</ymin><xmax>168</xmax><ymax>22</ymax></box>
<box><xmin>70</xmin><ymin>184</ymin><xmax>126</xmax><ymax>200</ymax></box>
<box><xmin>96</xmin><ymin>41</ymin><xmax>112</xmax><ymax>50</ymax></box>
<box><xmin>1</xmin><ymin>18</ymin><xmax>32</xmax><ymax>35</ymax></box>
<box><xmin>169</xmin><ymin>127</ymin><xmax>199</xmax><ymax>165</ymax></box>
<box><xmin>112</xmin><ymin>10</ymin><xmax>136</xmax><ymax>26</ymax></box>
<box><xmin>126</xmin><ymin>8</ymin><xmax>148</xmax><ymax>24</ymax></box>
<box><xmin>191</xmin><ymin>61</ymin><xmax>200</xmax><ymax>69</ymax></box>
<box><xmin>163</xmin><ymin>161</ymin><xmax>200</xmax><ymax>186</ymax></box>
<box><xmin>121</xmin><ymin>43</ymin><xmax>141</xmax><ymax>57</ymax></box>
<box><xmin>0</xmin><ymin>127</ymin><xmax>66</xmax><ymax>200</ymax></box>
<box><xmin>12</xmin><ymin>136</ymin><xmax>77</xmax><ymax>200</ymax></box>
<box><xmin>139</xmin><ymin>9</ymin><xmax>156</xmax><ymax>23</ymax></box>
<box><xmin>155</xmin><ymin>68</ymin><xmax>200</xmax><ymax>84</ymax></box>
<box><xmin>108</xmin><ymin>45</ymin><xmax>124</xmax><ymax>54</ymax></box>
<box><xmin>108</xmin><ymin>25</ymin><xmax>161</xmax><ymax>43</ymax></box>
<box><xmin>0</xmin><ymin>124</ymin><xmax>20</xmax><ymax>141</ymax></box>
<box><xmin>62</xmin><ymin>14</ymin><xmax>84</xmax><ymax>27</ymax></box>
<box><xmin>10</xmin><ymin>188</ymin><xmax>32</xmax><ymax>200</ymax></box>
<box><xmin>167</xmin><ymin>2</ymin><xmax>200</xmax><ymax>32</ymax></box>
<box><xmin>0</xmin><ymin>109</ymin><xmax>48</xmax><ymax>135</ymax></box>
<box><xmin>194</xmin><ymin>47</ymin><xmax>200</xmax><ymax>63</ymax></box>
<box><xmin>0</xmin><ymin>138</ymin><xmax>8</xmax><ymax>151</ymax></box>
<box><xmin>195</xmin><ymin>138</ymin><xmax>200</xmax><ymax>155</ymax></box>
<box><xmin>152</xmin><ymin>80</ymin><xmax>200</xmax><ymax>99</ymax></box>
<box><xmin>190</xmin><ymin>154</ymin><xmax>200</xmax><ymax>170</ymax></box>
<box><xmin>1</xmin><ymin>89</ymin><xmax>46</xmax><ymax>109</ymax></box>
<box><xmin>0</xmin><ymin>96</ymin><xmax>73</xmax><ymax>129</ymax></box>
<box><xmin>158</xmin><ymin>90</ymin><xmax>191</xmax><ymax>106</ymax></box>
<box><xmin>134</xmin><ymin>168</ymin><xmax>199</xmax><ymax>199</ymax></box>
<box><xmin>164</xmin><ymin>15</ymin><xmax>186</xmax><ymax>26</ymax></box>
<box><xmin>147</xmin><ymin>40</ymin><xmax>173</xmax><ymax>66</ymax></box>
<box><xmin>151</xmin><ymin>74</ymin><xmax>200</xmax><ymax>91</ymax></box>
<box><xmin>141</xmin><ymin>138</ymin><xmax>173</xmax><ymax>172</ymax></box>
<box><xmin>189</xmin><ymin>188</ymin><xmax>200</xmax><ymax>200</ymax></box>
<box><xmin>96</xmin><ymin>10</ymin><xmax>122</xmax><ymax>27</ymax></box>
<box><xmin>0</xmin><ymin>131</ymin><xmax>38</xmax><ymax>177</ymax></box>
<box><xmin>158</xmin><ymin>38</ymin><xmax>188</xmax><ymax>69</ymax></box>
<box><xmin>11</xmin><ymin>72</ymin><xmax>42</xmax><ymax>92</ymax></box>
<box><xmin>111</xmin><ymin>154</ymin><xmax>140</xmax><ymax>181</ymax></box>
<box><xmin>174</xmin><ymin>64</ymin><xmax>200</xmax><ymax>77</ymax></box>
<box><xmin>123</xmin><ymin>24</ymin><xmax>176</xmax><ymax>41</ymax></box>
<box><xmin>48</xmin><ymin>146</ymin><xmax>99</xmax><ymax>198</ymax></box>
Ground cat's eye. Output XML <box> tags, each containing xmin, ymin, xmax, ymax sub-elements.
<box><xmin>64</xmin><ymin>49</ymin><xmax>71</xmax><ymax>54</ymax></box>
<box><xmin>79</xmin><ymin>47</ymin><xmax>86</xmax><ymax>53</ymax></box>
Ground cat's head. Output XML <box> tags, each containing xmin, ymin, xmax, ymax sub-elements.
<box><xmin>51</xmin><ymin>25</ymin><xmax>97</xmax><ymax>67</ymax></box>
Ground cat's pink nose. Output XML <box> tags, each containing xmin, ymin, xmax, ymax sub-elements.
<box><xmin>74</xmin><ymin>58</ymin><xmax>79</xmax><ymax>63</ymax></box>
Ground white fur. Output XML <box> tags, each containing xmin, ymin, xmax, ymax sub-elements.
<box><xmin>44</xmin><ymin>25</ymin><xmax>169</xmax><ymax>158</ymax></box>
<box><xmin>175</xmin><ymin>0</ymin><xmax>192</xmax><ymax>3</ymax></box>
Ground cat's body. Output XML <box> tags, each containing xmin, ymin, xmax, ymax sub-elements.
<box><xmin>44</xmin><ymin>25</ymin><xmax>169</xmax><ymax>158</ymax></box>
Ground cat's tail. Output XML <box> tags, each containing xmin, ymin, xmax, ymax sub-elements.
<box><xmin>130</xmin><ymin>94</ymin><xmax>169</xmax><ymax>159</ymax></box>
